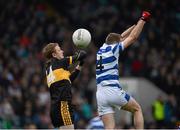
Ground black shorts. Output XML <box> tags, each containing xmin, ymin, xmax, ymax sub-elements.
<box><xmin>50</xmin><ymin>100</ymin><xmax>74</xmax><ymax>127</ymax></box>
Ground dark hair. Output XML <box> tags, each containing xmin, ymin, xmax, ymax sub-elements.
<box><xmin>42</xmin><ymin>43</ymin><xmax>58</xmax><ymax>61</ymax></box>
<box><xmin>105</xmin><ymin>33</ymin><xmax>121</xmax><ymax>44</ymax></box>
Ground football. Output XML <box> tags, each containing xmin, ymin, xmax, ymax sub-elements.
<box><xmin>72</xmin><ymin>28</ymin><xmax>91</xmax><ymax>48</ymax></box>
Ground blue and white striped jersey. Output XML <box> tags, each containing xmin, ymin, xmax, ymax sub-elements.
<box><xmin>96</xmin><ymin>42</ymin><xmax>124</xmax><ymax>88</ymax></box>
<box><xmin>86</xmin><ymin>116</ymin><xmax>104</xmax><ymax>130</ymax></box>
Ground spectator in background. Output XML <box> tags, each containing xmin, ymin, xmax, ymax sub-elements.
<box><xmin>152</xmin><ymin>95</ymin><xmax>165</xmax><ymax>128</ymax></box>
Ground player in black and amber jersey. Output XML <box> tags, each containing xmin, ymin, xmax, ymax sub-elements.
<box><xmin>42</xmin><ymin>43</ymin><xmax>86</xmax><ymax>129</ymax></box>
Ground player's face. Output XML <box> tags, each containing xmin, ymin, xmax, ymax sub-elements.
<box><xmin>53</xmin><ymin>45</ymin><xmax>64</xmax><ymax>59</ymax></box>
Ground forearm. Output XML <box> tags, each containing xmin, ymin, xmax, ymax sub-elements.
<box><xmin>129</xmin><ymin>20</ymin><xmax>145</xmax><ymax>40</ymax></box>
<box><xmin>69</xmin><ymin>65</ymin><xmax>81</xmax><ymax>82</ymax></box>
<box><xmin>123</xmin><ymin>20</ymin><xmax>146</xmax><ymax>48</ymax></box>
<box><xmin>121</xmin><ymin>25</ymin><xmax>136</xmax><ymax>38</ymax></box>
<box><xmin>122</xmin><ymin>11</ymin><xmax>150</xmax><ymax>48</ymax></box>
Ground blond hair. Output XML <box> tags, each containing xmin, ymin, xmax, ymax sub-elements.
<box><xmin>42</xmin><ymin>43</ymin><xmax>58</xmax><ymax>61</ymax></box>
<box><xmin>105</xmin><ymin>33</ymin><xmax>121</xmax><ymax>44</ymax></box>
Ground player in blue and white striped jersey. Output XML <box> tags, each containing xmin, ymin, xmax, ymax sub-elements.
<box><xmin>86</xmin><ymin>116</ymin><xmax>104</xmax><ymax>130</ymax></box>
<box><xmin>96</xmin><ymin>11</ymin><xmax>151</xmax><ymax>129</ymax></box>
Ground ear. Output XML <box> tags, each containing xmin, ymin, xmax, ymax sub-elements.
<box><xmin>52</xmin><ymin>52</ymin><xmax>56</xmax><ymax>58</ymax></box>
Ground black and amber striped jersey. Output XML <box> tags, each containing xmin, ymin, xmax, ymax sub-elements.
<box><xmin>45</xmin><ymin>51</ymin><xmax>86</xmax><ymax>103</ymax></box>
<box><xmin>45</xmin><ymin>57</ymin><xmax>79</xmax><ymax>103</ymax></box>
<box><xmin>46</xmin><ymin>57</ymin><xmax>73</xmax><ymax>88</ymax></box>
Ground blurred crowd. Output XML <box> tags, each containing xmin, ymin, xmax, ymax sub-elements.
<box><xmin>0</xmin><ymin>0</ymin><xmax>179</xmax><ymax>129</ymax></box>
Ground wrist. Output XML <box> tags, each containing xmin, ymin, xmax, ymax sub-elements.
<box><xmin>139</xmin><ymin>19</ymin><xmax>146</xmax><ymax>24</ymax></box>
<box><xmin>140</xmin><ymin>17</ymin><xmax>147</xmax><ymax>22</ymax></box>
<box><xmin>76</xmin><ymin>65</ymin><xmax>82</xmax><ymax>70</ymax></box>
<box><xmin>140</xmin><ymin>17</ymin><xmax>148</xmax><ymax>22</ymax></box>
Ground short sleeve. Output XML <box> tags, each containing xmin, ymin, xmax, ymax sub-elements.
<box><xmin>64</xmin><ymin>56</ymin><xmax>73</xmax><ymax>66</ymax></box>
<box><xmin>53</xmin><ymin>57</ymin><xmax>72</xmax><ymax>69</ymax></box>
<box><xmin>119</xmin><ymin>42</ymin><xmax>124</xmax><ymax>52</ymax></box>
<box><xmin>112</xmin><ymin>42</ymin><xmax>124</xmax><ymax>55</ymax></box>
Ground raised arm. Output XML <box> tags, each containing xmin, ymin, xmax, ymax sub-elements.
<box><xmin>69</xmin><ymin>65</ymin><xmax>81</xmax><ymax>82</ymax></box>
<box><xmin>123</xmin><ymin>11</ymin><xmax>151</xmax><ymax>48</ymax></box>
<box><xmin>120</xmin><ymin>25</ymin><xmax>136</xmax><ymax>41</ymax></box>
<box><xmin>69</xmin><ymin>55</ymin><xmax>85</xmax><ymax>82</ymax></box>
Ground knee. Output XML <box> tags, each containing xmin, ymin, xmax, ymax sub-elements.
<box><xmin>105</xmin><ymin>124</ymin><xmax>115</xmax><ymax>129</ymax></box>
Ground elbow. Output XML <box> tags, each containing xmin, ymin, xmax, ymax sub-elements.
<box><xmin>133</xmin><ymin>37</ymin><xmax>138</xmax><ymax>42</ymax></box>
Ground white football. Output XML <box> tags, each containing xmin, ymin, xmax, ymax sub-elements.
<box><xmin>72</xmin><ymin>28</ymin><xmax>91</xmax><ymax>48</ymax></box>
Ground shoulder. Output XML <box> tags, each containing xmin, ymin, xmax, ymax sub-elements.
<box><xmin>52</xmin><ymin>58</ymin><xmax>68</xmax><ymax>67</ymax></box>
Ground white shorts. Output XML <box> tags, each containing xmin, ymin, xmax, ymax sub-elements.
<box><xmin>96</xmin><ymin>87</ymin><xmax>131</xmax><ymax>116</ymax></box>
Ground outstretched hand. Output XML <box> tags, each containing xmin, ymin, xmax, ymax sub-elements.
<box><xmin>76</xmin><ymin>50</ymin><xmax>87</xmax><ymax>59</ymax></box>
<box><xmin>141</xmin><ymin>11</ymin><xmax>151</xmax><ymax>22</ymax></box>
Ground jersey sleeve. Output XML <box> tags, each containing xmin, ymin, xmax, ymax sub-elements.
<box><xmin>58</xmin><ymin>56</ymin><xmax>73</xmax><ymax>68</ymax></box>
<box><xmin>119</xmin><ymin>42</ymin><xmax>124</xmax><ymax>51</ymax></box>
<box><xmin>67</xmin><ymin>56</ymin><xmax>73</xmax><ymax>65</ymax></box>
<box><xmin>112</xmin><ymin>42</ymin><xmax>124</xmax><ymax>55</ymax></box>
<box><xmin>69</xmin><ymin>69</ymin><xmax>80</xmax><ymax>82</ymax></box>
<box><xmin>63</xmin><ymin>51</ymin><xmax>87</xmax><ymax>67</ymax></box>
<box><xmin>63</xmin><ymin>54</ymin><xmax>80</xmax><ymax>67</ymax></box>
